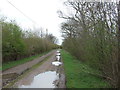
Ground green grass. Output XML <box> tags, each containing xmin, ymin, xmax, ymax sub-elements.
<box><xmin>61</xmin><ymin>50</ymin><xmax>110</xmax><ymax>88</ymax></box>
<box><xmin>1</xmin><ymin>51</ymin><xmax>50</xmax><ymax>71</ymax></box>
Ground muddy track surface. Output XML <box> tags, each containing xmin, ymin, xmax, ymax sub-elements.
<box><xmin>3</xmin><ymin>50</ymin><xmax>66</xmax><ymax>88</ymax></box>
<box><xmin>3</xmin><ymin>50</ymin><xmax>56</xmax><ymax>75</ymax></box>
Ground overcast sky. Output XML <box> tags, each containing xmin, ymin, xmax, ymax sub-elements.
<box><xmin>0</xmin><ymin>0</ymin><xmax>68</xmax><ymax>45</ymax></box>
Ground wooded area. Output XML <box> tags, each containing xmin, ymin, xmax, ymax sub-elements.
<box><xmin>1</xmin><ymin>17</ymin><xmax>58</xmax><ymax>63</ymax></box>
<box><xmin>59</xmin><ymin>0</ymin><xmax>119</xmax><ymax>87</ymax></box>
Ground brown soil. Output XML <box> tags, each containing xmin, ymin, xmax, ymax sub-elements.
<box><xmin>3</xmin><ymin>50</ymin><xmax>66</xmax><ymax>88</ymax></box>
<box><xmin>3</xmin><ymin>50</ymin><xmax>55</xmax><ymax>75</ymax></box>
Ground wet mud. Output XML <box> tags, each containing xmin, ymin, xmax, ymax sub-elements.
<box><xmin>3</xmin><ymin>50</ymin><xmax>66</xmax><ymax>88</ymax></box>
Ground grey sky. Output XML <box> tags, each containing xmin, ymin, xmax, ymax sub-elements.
<box><xmin>0</xmin><ymin>0</ymin><xmax>67</xmax><ymax>45</ymax></box>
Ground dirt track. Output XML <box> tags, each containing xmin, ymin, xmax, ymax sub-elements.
<box><xmin>3</xmin><ymin>50</ymin><xmax>66</xmax><ymax>88</ymax></box>
<box><xmin>3</xmin><ymin>50</ymin><xmax>55</xmax><ymax>75</ymax></box>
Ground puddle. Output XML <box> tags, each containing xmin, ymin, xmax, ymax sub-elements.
<box><xmin>53</xmin><ymin>50</ymin><xmax>62</xmax><ymax>66</ymax></box>
<box><xmin>56</xmin><ymin>53</ymin><xmax>61</xmax><ymax>56</ymax></box>
<box><xmin>52</xmin><ymin>61</ymin><xmax>62</xmax><ymax>66</ymax></box>
<box><xmin>18</xmin><ymin>71</ymin><xmax>59</xmax><ymax>88</ymax></box>
<box><xmin>57</xmin><ymin>50</ymin><xmax>60</xmax><ymax>53</ymax></box>
<box><xmin>56</xmin><ymin>55</ymin><xmax>60</xmax><ymax>61</ymax></box>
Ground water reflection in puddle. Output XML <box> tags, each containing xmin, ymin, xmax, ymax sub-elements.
<box><xmin>56</xmin><ymin>55</ymin><xmax>60</xmax><ymax>61</ymax></box>
<box><xmin>53</xmin><ymin>50</ymin><xmax>62</xmax><ymax>66</ymax></box>
<box><xmin>19</xmin><ymin>71</ymin><xmax>59</xmax><ymax>88</ymax></box>
<box><xmin>52</xmin><ymin>61</ymin><xmax>62</xmax><ymax>66</ymax></box>
<box><xmin>56</xmin><ymin>53</ymin><xmax>61</xmax><ymax>56</ymax></box>
<box><xmin>57</xmin><ymin>50</ymin><xmax>60</xmax><ymax>53</ymax></box>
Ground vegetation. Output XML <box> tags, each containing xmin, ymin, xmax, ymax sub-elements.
<box><xmin>1</xmin><ymin>0</ymin><xmax>119</xmax><ymax>88</ymax></box>
<box><xmin>59</xmin><ymin>1</ymin><xmax>119</xmax><ymax>87</ymax></box>
<box><xmin>61</xmin><ymin>50</ymin><xmax>110</xmax><ymax>88</ymax></box>
<box><xmin>1</xmin><ymin>16</ymin><xmax>58</xmax><ymax>65</ymax></box>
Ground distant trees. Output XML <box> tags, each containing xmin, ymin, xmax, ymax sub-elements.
<box><xmin>46</xmin><ymin>33</ymin><xmax>58</xmax><ymax>44</ymax></box>
<box><xmin>59</xmin><ymin>0</ymin><xmax>119</xmax><ymax>87</ymax></box>
<box><xmin>1</xmin><ymin>17</ymin><xmax>58</xmax><ymax>63</ymax></box>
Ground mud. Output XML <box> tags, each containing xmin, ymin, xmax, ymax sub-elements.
<box><xmin>4</xmin><ymin>50</ymin><xmax>66</xmax><ymax>88</ymax></box>
<box><xmin>2</xmin><ymin>73</ymin><xmax>19</xmax><ymax>86</ymax></box>
<box><xmin>2</xmin><ymin>50</ymin><xmax>56</xmax><ymax>87</ymax></box>
<box><xmin>3</xmin><ymin>50</ymin><xmax>55</xmax><ymax>75</ymax></box>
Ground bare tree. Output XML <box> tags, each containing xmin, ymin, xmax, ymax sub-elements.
<box><xmin>59</xmin><ymin>0</ymin><xmax>118</xmax><ymax>87</ymax></box>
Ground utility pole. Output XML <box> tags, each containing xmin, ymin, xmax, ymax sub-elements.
<box><xmin>46</xmin><ymin>29</ymin><xmax>48</xmax><ymax>38</ymax></box>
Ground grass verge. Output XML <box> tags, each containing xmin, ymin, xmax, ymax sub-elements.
<box><xmin>2</xmin><ymin>50</ymin><xmax>51</xmax><ymax>71</ymax></box>
<box><xmin>61</xmin><ymin>50</ymin><xmax>110</xmax><ymax>88</ymax></box>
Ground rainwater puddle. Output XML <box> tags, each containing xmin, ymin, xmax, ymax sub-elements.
<box><xmin>56</xmin><ymin>53</ymin><xmax>61</xmax><ymax>56</ymax></box>
<box><xmin>52</xmin><ymin>61</ymin><xmax>62</xmax><ymax>66</ymax></box>
<box><xmin>57</xmin><ymin>50</ymin><xmax>60</xmax><ymax>53</ymax></box>
<box><xmin>19</xmin><ymin>71</ymin><xmax>59</xmax><ymax>88</ymax></box>
<box><xmin>56</xmin><ymin>55</ymin><xmax>60</xmax><ymax>61</ymax></box>
<box><xmin>53</xmin><ymin>50</ymin><xmax>62</xmax><ymax>66</ymax></box>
